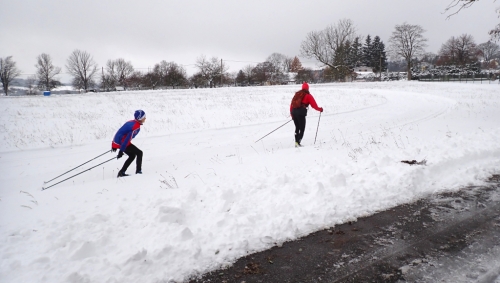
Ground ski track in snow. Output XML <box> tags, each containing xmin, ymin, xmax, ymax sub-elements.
<box><xmin>0</xmin><ymin>82</ymin><xmax>499</xmax><ymax>282</ymax></box>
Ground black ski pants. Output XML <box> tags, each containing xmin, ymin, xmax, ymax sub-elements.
<box><xmin>293</xmin><ymin>115</ymin><xmax>306</xmax><ymax>143</ymax></box>
<box><xmin>120</xmin><ymin>144</ymin><xmax>142</xmax><ymax>173</ymax></box>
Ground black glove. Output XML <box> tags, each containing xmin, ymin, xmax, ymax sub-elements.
<box><xmin>111</xmin><ymin>148</ymin><xmax>117</xmax><ymax>152</ymax></box>
<box><xmin>117</xmin><ymin>151</ymin><xmax>124</xmax><ymax>159</ymax></box>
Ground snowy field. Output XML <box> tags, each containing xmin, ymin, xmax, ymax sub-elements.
<box><xmin>0</xmin><ymin>81</ymin><xmax>499</xmax><ymax>282</ymax></box>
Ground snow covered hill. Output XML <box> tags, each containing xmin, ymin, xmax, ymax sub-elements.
<box><xmin>0</xmin><ymin>82</ymin><xmax>499</xmax><ymax>282</ymax></box>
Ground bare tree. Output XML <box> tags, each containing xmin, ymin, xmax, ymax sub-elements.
<box><xmin>444</xmin><ymin>0</ymin><xmax>478</xmax><ymax>18</ymax></box>
<box><xmin>189</xmin><ymin>72</ymin><xmax>207</xmax><ymax>88</ymax></box>
<box><xmin>438</xmin><ymin>34</ymin><xmax>479</xmax><ymax>65</ymax></box>
<box><xmin>163</xmin><ymin>61</ymin><xmax>188</xmax><ymax>88</ymax></box>
<box><xmin>100</xmin><ymin>71</ymin><xmax>115</xmax><ymax>92</ymax></box>
<box><xmin>265</xmin><ymin>53</ymin><xmax>290</xmax><ymax>84</ymax></box>
<box><xmin>195</xmin><ymin>55</ymin><xmax>228</xmax><ymax>87</ymax></box>
<box><xmin>266</xmin><ymin>53</ymin><xmax>290</xmax><ymax>73</ymax></box>
<box><xmin>438</xmin><ymin>37</ymin><xmax>460</xmax><ymax>65</ymax></box>
<box><xmin>66</xmin><ymin>50</ymin><xmax>99</xmax><ymax>92</ymax></box>
<box><xmin>478</xmin><ymin>41</ymin><xmax>500</xmax><ymax>62</ymax></box>
<box><xmin>225</xmin><ymin>71</ymin><xmax>236</xmax><ymax>86</ymax></box>
<box><xmin>490</xmin><ymin>7</ymin><xmax>500</xmax><ymax>41</ymax></box>
<box><xmin>105</xmin><ymin>60</ymin><xmax>118</xmax><ymax>88</ymax></box>
<box><xmin>242</xmin><ymin>65</ymin><xmax>254</xmax><ymax>85</ymax></box>
<box><xmin>420</xmin><ymin>52</ymin><xmax>439</xmax><ymax>65</ymax></box>
<box><xmin>115</xmin><ymin>59</ymin><xmax>134</xmax><ymax>87</ymax></box>
<box><xmin>388</xmin><ymin>23</ymin><xmax>428</xmax><ymax>80</ymax></box>
<box><xmin>25</xmin><ymin>75</ymin><xmax>37</xmax><ymax>95</ymax></box>
<box><xmin>0</xmin><ymin>56</ymin><xmax>22</xmax><ymax>96</ymax></box>
<box><xmin>445</xmin><ymin>1</ymin><xmax>500</xmax><ymax>41</ymax></box>
<box><xmin>142</xmin><ymin>70</ymin><xmax>161</xmax><ymax>90</ymax></box>
<box><xmin>105</xmin><ymin>58</ymin><xmax>134</xmax><ymax>89</ymax></box>
<box><xmin>153</xmin><ymin>61</ymin><xmax>168</xmax><ymax>88</ymax></box>
<box><xmin>284</xmin><ymin>56</ymin><xmax>293</xmax><ymax>72</ymax></box>
<box><xmin>151</xmin><ymin>60</ymin><xmax>187</xmax><ymax>88</ymax></box>
<box><xmin>300</xmin><ymin>19</ymin><xmax>357</xmax><ymax>69</ymax></box>
<box><xmin>127</xmin><ymin>71</ymin><xmax>144</xmax><ymax>89</ymax></box>
<box><xmin>251</xmin><ymin>61</ymin><xmax>274</xmax><ymax>85</ymax></box>
<box><xmin>102</xmin><ymin>62</ymin><xmax>139</xmax><ymax>90</ymax></box>
<box><xmin>35</xmin><ymin>53</ymin><xmax>61</xmax><ymax>91</ymax></box>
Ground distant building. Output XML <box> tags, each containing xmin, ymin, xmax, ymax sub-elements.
<box><xmin>419</xmin><ymin>62</ymin><xmax>433</xmax><ymax>72</ymax></box>
<box><xmin>354</xmin><ymin>66</ymin><xmax>373</xmax><ymax>72</ymax></box>
<box><xmin>287</xmin><ymin>72</ymin><xmax>297</xmax><ymax>84</ymax></box>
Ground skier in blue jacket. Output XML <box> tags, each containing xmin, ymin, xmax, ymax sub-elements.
<box><xmin>112</xmin><ymin>110</ymin><xmax>146</xmax><ymax>177</ymax></box>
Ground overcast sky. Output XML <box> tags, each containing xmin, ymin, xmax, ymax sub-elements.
<box><xmin>1</xmin><ymin>0</ymin><xmax>497</xmax><ymax>83</ymax></box>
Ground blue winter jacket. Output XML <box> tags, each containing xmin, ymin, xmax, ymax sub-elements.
<box><xmin>111</xmin><ymin>120</ymin><xmax>141</xmax><ymax>152</ymax></box>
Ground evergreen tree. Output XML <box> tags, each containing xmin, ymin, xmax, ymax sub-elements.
<box><xmin>363</xmin><ymin>35</ymin><xmax>373</xmax><ymax>67</ymax></box>
<box><xmin>350</xmin><ymin>37</ymin><xmax>364</xmax><ymax>68</ymax></box>
<box><xmin>235</xmin><ymin>70</ymin><xmax>246</xmax><ymax>85</ymax></box>
<box><xmin>332</xmin><ymin>42</ymin><xmax>352</xmax><ymax>82</ymax></box>
<box><xmin>371</xmin><ymin>36</ymin><xmax>388</xmax><ymax>73</ymax></box>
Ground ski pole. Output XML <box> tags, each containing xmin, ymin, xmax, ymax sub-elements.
<box><xmin>42</xmin><ymin>157</ymin><xmax>116</xmax><ymax>190</ymax></box>
<box><xmin>44</xmin><ymin>150</ymin><xmax>111</xmax><ymax>184</ymax></box>
<box><xmin>314</xmin><ymin>112</ymin><xmax>322</xmax><ymax>144</ymax></box>
<box><xmin>255</xmin><ymin>119</ymin><xmax>292</xmax><ymax>143</ymax></box>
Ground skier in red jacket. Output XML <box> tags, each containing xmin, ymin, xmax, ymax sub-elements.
<box><xmin>290</xmin><ymin>82</ymin><xmax>323</xmax><ymax>147</ymax></box>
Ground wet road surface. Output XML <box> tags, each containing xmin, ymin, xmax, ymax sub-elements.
<box><xmin>190</xmin><ymin>175</ymin><xmax>500</xmax><ymax>283</ymax></box>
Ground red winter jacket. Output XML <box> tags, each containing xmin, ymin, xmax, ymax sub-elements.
<box><xmin>290</xmin><ymin>93</ymin><xmax>321</xmax><ymax>115</ymax></box>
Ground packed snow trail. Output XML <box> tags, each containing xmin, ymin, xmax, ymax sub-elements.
<box><xmin>0</xmin><ymin>82</ymin><xmax>499</xmax><ymax>282</ymax></box>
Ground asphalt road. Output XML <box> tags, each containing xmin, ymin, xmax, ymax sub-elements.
<box><xmin>189</xmin><ymin>175</ymin><xmax>500</xmax><ymax>283</ymax></box>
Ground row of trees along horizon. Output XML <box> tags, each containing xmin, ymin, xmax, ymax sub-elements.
<box><xmin>1</xmin><ymin>19</ymin><xmax>499</xmax><ymax>96</ymax></box>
